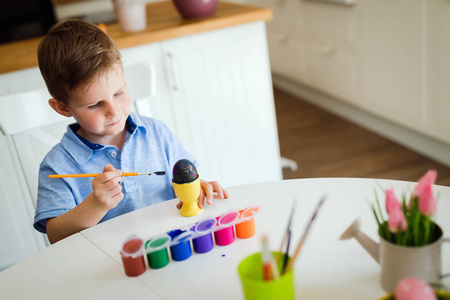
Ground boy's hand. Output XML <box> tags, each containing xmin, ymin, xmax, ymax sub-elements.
<box><xmin>91</xmin><ymin>164</ymin><xmax>124</xmax><ymax>210</ymax></box>
<box><xmin>176</xmin><ymin>179</ymin><xmax>229</xmax><ymax>209</ymax></box>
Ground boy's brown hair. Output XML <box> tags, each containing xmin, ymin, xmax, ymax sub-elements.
<box><xmin>37</xmin><ymin>20</ymin><xmax>122</xmax><ymax>106</ymax></box>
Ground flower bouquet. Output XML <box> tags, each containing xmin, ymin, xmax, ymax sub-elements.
<box><xmin>372</xmin><ymin>170</ymin><xmax>439</xmax><ymax>247</ymax></box>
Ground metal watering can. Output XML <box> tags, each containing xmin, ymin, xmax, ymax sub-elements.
<box><xmin>340</xmin><ymin>219</ymin><xmax>450</xmax><ymax>292</ymax></box>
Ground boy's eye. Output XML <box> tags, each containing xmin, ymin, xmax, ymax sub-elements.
<box><xmin>88</xmin><ymin>102</ymin><xmax>102</xmax><ymax>109</ymax></box>
<box><xmin>114</xmin><ymin>91</ymin><xmax>124</xmax><ymax>97</ymax></box>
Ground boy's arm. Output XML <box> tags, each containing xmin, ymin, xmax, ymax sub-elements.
<box><xmin>46</xmin><ymin>164</ymin><xmax>123</xmax><ymax>243</ymax></box>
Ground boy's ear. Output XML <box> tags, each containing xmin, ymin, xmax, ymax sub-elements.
<box><xmin>48</xmin><ymin>98</ymin><xmax>73</xmax><ymax>117</ymax></box>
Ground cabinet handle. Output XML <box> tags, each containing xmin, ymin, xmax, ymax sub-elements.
<box><xmin>166</xmin><ymin>52</ymin><xmax>180</xmax><ymax>91</ymax></box>
<box><xmin>150</xmin><ymin>64</ymin><xmax>156</xmax><ymax>97</ymax></box>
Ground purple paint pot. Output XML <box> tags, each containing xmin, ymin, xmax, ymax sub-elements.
<box><xmin>192</xmin><ymin>217</ymin><xmax>216</xmax><ymax>254</ymax></box>
<box><xmin>168</xmin><ymin>230</ymin><xmax>194</xmax><ymax>261</ymax></box>
<box><xmin>214</xmin><ymin>210</ymin><xmax>239</xmax><ymax>246</ymax></box>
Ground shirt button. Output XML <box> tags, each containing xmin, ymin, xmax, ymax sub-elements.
<box><xmin>124</xmin><ymin>167</ymin><xmax>130</xmax><ymax>172</ymax></box>
<box><xmin>111</xmin><ymin>151</ymin><xmax>117</xmax><ymax>157</ymax></box>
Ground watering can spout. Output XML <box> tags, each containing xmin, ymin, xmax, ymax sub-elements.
<box><xmin>340</xmin><ymin>219</ymin><xmax>379</xmax><ymax>263</ymax></box>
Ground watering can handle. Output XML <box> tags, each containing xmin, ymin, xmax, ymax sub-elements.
<box><xmin>440</xmin><ymin>238</ymin><xmax>450</xmax><ymax>279</ymax></box>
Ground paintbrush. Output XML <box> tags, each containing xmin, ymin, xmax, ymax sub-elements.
<box><xmin>276</xmin><ymin>199</ymin><xmax>297</xmax><ymax>271</ymax></box>
<box><xmin>49</xmin><ymin>171</ymin><xmax>166</xmax><ymax>178</ymax></box>
<box><xmin>284</xmin><ymin>195</ymin><xmax>327</xmax><ymax>274</ymax></box>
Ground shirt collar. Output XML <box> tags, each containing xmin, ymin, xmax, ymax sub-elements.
<box><xmin>61</xmin><ymin>112</ymin><xmax>147</xmax><ymax>166</ymax></box>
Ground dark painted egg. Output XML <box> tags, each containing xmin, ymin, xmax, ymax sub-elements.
<box><xmin>172</xmin><ymin>159</ymin><xmax>198</xmax><ymax>184</ymax></box>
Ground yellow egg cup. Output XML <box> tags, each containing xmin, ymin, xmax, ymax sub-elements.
<box><xmin>173</xmin><ymin>177</ymin><xmax>203</xmax><ymax>217</ymax></box>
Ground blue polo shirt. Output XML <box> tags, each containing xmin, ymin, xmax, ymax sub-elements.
<box><xmin>34</xmin><ymin>112</ymin><xmax>195</xmax><ymax>234</ymax></box>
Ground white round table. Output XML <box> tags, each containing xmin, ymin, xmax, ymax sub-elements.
<box><xmin>1</xmin><ymin>178</ymin><xmax>449</xmax><ymax>299</ymax></box>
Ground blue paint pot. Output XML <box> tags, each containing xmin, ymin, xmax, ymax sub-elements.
<box><xmin>192</xmin><ymin>217</ymin><xmax>216</xmax><ymax>254</ymax></box>
<box><xmin>168</xmin><ymin>230</ymin><xmax>194</xmax><ymax>261</ymax></box>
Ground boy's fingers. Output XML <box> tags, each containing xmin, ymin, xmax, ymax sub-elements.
<box><xmin>105</xmin><ymin>177</ymin><xmax>123</xmax><ymax>190</ymax></box>
<box><xmin>176</xmin><ymin>201</ymin><xmax>182</xmax><ymax>209</ymax></box>
<box><xmin>103</xmin><ymin>164</ymin><xmax>115</xmax><ymax>172</ymax></box>
<box><xmin>202</xmin><ymin>182</ymin><xmax>214</xmax><ymax>205</ymax></box>
<box><xmin>208</xmin><ymin>181</ymin><xmax>227</xmax><ymax>199</ymax></box>
<box><xmin>223</xmin><ymin>188</ymin><xmax>229</xmax><ymax>199</ymax></box>
<box><xmin>198</xmin><ymin>188</ymin><xmax>205</xmax><ymax>208</ymax></box>
<box><xmin>98</xmin><ymin>165</ymin><xmax>122</xmax><ymax>182</ymax></box>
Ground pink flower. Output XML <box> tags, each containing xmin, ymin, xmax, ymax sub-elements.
<box><xmin>413</xmin><ymin>170</ymin><xmax>437</xmax><ymax>198</ymax></box>
<box><xmin>388</xmin><ymin>208</ymin><xmax>407</xmax><ymax>233</ymax></box>
<box><xmin>385</xmin><ymin>188</ymin><xmax>401</xmax><ymax>215</ymax></box>
<box><xmin>418</xmin><ymin>184</ymin><xmax>437</xmax><ymax>216</ymax></box>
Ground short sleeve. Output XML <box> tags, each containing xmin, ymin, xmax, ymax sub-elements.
<box><xmin>33</xmin><ymin>163</ymin><xmax>77</xmax><ymax>233</ymax></box>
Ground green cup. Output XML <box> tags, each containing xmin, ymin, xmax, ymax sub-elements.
<box><xmin>238</xmin><ymin>252</ymin><xmax>295</xmax><ymax>300</ymax></box>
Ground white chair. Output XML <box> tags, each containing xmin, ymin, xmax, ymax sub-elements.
<box><xmin>0</xmin><ymin>62</ymin><xmax>154</xmax><ymax>271</ymax></box>
<box><xmin>0</xmin><ymin>88</ymin><xmax>70</xmax><ymax>270</ymax></box>
<box><xmin>0</xmin><ymin>89</ymin><xmax>73</xmax><ymax>206</ymax></box>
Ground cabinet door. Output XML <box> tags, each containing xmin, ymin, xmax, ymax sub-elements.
<box><xmin>426</xmin><ymin>0</ymin><xmax>450</xmax><ymax>144</ymax></box>
<box><xmin>161</xmin><ymin>21</ymin><xmax>282</xmax><ymax>187</ymax></box>
<box><xmin>301</xmin><ymin>1</ymin><xmax>359</xmax><ymax>104</ymax></box>
<box><xmin>251</xmin><ymin>0</ymin><xmax>359</xmax><ymax>104</ymax></box>
<box><xmin>358</xmin><ymin>0</ymin><xmax>423</xmax><ymax>125</ymax></box>
<box><xmin>121</xmin><ymin>43</ymin><xmax>178</xmax><ymax>134</ymax></box>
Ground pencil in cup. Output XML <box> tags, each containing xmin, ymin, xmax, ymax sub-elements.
<box><xmin>48</xmin><ymin>171</ymin><xmax>166</xmax><ymax>178</ymax></box>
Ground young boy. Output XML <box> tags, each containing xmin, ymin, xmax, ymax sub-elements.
<box><xmin>34</xmin><ymin>20</ymin><xmax>228</xmax><ymax>244</ymax></box>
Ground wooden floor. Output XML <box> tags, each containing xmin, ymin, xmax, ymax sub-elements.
<box><xmin>274</xmin><ymin>88</ymin><xmax>450</xmax><ymax>187</ymax></box>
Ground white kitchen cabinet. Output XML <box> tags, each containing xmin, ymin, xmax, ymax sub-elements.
<box><xmin>160</xmin><ymin>21</ymin><xmax>282</xmax><ymax>187</ymax></box>
<box><xmin>250</xmin><ymin>0</ymin><xmax>359</xmax><ymax>105</ymax></box>
<box><xmin>121</xmin><ymin>43</ymin><xmax>179</xmax><ymax>134</ymax></box>
<box><xmin>426</xmin><ymin>0</ymin><xmax>450</xmax><ymax>143</ymax></box>
<box><xmin>243</xmin><ymin>0</ymin><xmax>450</xmax><ymax>165</ymax></box>
<box><xmin>357</xmin><ymin>0</ymin><xmax>423</xmax><ymax>127</ymax></box>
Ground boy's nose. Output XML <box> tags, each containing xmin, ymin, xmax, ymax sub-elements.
<box><xmin>105</xmin><ymin>102</ymin><xmax>120</xmax><ymax>117</ymax></box>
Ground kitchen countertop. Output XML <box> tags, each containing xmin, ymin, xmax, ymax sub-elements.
<box><xmin>0</xmin><ymin>1</ymin><xmax>272</xmax><ymax>75</ymax></box>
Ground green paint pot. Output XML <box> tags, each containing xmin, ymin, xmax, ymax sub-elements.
<box><xmin>145</xmin><ymin>234</ymin><xmax>171</xmax><ymax>269</ymax></box>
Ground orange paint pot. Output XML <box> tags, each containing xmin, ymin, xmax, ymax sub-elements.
<box><xmin>235</xmin><ymin>206</ymin><xmax>260</xmax><ymax>239</ymax></box>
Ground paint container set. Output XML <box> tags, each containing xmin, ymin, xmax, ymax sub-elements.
<box><xmin>120</xmin><ymin>206</ymin><xmax>260</xmax><ymax>277</ymax></box>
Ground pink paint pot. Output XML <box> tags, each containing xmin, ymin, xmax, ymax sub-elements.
<box><xmin>235</xmin><ymin>206</ymin><xmax>260</xmax><ymax>239</ymax></box>
<box><xmin>120</xmin><ymin>235</ymin><xmax>146</xmax><ymax>277</ymax></box>
<box><xmin>214</xmin><ymin>210</ymin><xmax>239</xmax><ymax>246</ymax></box>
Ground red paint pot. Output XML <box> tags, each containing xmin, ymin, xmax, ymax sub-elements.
<box><xmin>235</xmin><ymin>206</ymin><xmax>260</xmax><ymax>239</ymax></box>
<box><xmin>214</xmin><ymin>210</ymin><xmax>239</xmax><ymax>246</ymax></box>
<box><xmin>120</xmin><ymin>235</ymin><xmax>146</xmax><ymax>277</ymax></box>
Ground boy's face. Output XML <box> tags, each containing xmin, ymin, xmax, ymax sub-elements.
<box><xmin>64</xmin><ymin>64</ymin><xmax>131</xmax><ymax>144</ymax></box>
